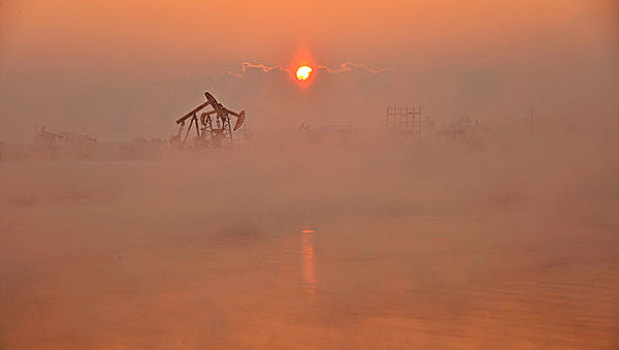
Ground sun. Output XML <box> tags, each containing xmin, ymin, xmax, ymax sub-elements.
<box><xmin>296</xmin><ymin>66</ymin><xmax>312</xmax><ymax>81</ymax></box>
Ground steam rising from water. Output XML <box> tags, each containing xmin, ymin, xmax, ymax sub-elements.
<box><xmin>0</xmin><ymin>125</ymin><xmax>618</xmax><ymax>348</ymax></box>
<box><xmin>0</xmin><ymin>0</ymin><xmax>617</xmax><ymax>347</ymax></box>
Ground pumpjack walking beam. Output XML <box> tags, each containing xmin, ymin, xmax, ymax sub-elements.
<box><xmin>172</xmin><ymin>92</ymin><xmax>246</xmax><ymax>147</ymax></box>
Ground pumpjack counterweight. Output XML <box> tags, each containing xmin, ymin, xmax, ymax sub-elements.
<box><xmin>171</xmin><ymin>92</ymin><xmax>246</xmax><ymax>148</ymax></box>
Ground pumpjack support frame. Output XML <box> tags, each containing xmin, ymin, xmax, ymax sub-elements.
<box><xmin>171</xmin><ymin>92</ymin><xmax>245</xmax><ymax>148</ymax></box>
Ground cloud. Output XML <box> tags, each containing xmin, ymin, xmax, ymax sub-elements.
<box><xmin>204</xmin><ymin>62</ymin><xmax>402</xmax><ymax>132</ymax></box>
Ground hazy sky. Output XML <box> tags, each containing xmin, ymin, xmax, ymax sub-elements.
<box><xmin>0</xmin><ymin>0</ymin><xmax>617</xmax><ymax>141</ymax></box>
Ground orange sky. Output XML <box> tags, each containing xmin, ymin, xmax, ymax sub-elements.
<box><xmin>1</xmin><ymin>0</ymin><xmax>605</xmax><ymax>72</ymax></box>
<box><xmin>0</xmin><ymin>0</ymin><xmax>617</xmax><ymax>141</ymax></box>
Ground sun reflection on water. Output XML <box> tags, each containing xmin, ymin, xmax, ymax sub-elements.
<box><xmin>301</xmin><ymin>228</ymin><xmax>316</xmax><ymax>294</ymax></box>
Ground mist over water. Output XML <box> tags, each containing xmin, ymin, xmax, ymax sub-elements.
<box><xmin>1</xmin><ymin>0</ymin><xmax>618</xmax><ymax>348</ymax></box>
<box><xmin>1</xmin><ymin>123</ymin><xmax>618</xmax><ymax>349</ymax></box>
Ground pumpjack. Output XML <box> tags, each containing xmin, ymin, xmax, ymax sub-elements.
<box><xmin>171</xmin><ymin>92</ymin><xmax>246</xmax><ymax>148</ymax></box>
<box><xmin>33</xmin><ymin>127</ymin><xmax>97</xmax><ymax>158</ymax></box>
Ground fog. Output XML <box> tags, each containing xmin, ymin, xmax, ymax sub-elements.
<box><xmin>1</xmin><ymin>121</ymin><xmax>618</xmax><ymax>348</ymax></box>
<box><xmin>1</xmin><ymin>0</ymin><xmax>619</xmax><ymax>348</ymax></box>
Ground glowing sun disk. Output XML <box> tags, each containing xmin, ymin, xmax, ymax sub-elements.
<box><xmin>296</xmin><ymin>66</ymin><xmax>312</xmax><ymax>81</ymax></box>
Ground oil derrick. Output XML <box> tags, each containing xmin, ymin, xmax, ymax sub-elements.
<box><xmin>386</xmin><ymin>105</ymin><xmax>422</xmax><ymax>140</ymax></box>
<box><xmin>171</xmin><ymin>92</ymin><xmax>246</xmax><ymax>148</ymax></box>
